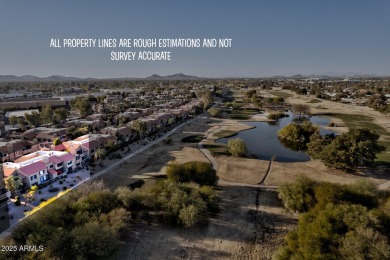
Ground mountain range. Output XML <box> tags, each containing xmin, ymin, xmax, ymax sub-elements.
<box><xmin>0</xmin><ymin>72</ymin><xmax>386</xmax><ymax>82</ymax></box>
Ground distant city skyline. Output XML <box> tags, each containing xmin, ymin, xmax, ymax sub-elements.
<box><xmin>0</xmin><ymin>1</ymin><xmax>389</xmax><ymax>78</ymax></box>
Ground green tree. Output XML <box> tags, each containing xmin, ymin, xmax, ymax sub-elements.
<box><xmin>71</xmin><ymin>221</ymin><xmax>118</xmax><ymax>259</ymax></box>
<box><xmin>201</xmin><ymin>89</ymin><xmax>214</xmax><ymax>110</ymax></box>
<box><xmin>275</xmin><ymin>203</ymin><xmax>381</xmax><ymax>260</ymax></box>
<box><xmin>17</xmin><ymin>117</ymin><xmax>26</xmax><ymax>131</ymax></box>
<box><xmin>9</xmin><ymin>115</ymin><xmax>18</xmax><ymax>127</ymax></box>
<box><xmin>278</xmin><ymin>174</ymin><xmax>317</xmax><ymax>213</ymax></box>
<box><xmin>40</xmin><ymin>105</ymin><xmax>55</xmax><ymax>125</ymax></box>
<box><xmin>24</xmin><ymin>111</ymin><xmax>41</xmax><ymax>127</ymax></box>
<box><xmin>73</xmin><ymin>97</ymin><xmax>93</xmax><ymax>118</ymax></box>
<box><xmin>292</xmin><ymin>104</ymin><xmax>310</xmax><ymax>118</ymax></box>
<box><xmin>339</xmin><ymin>227</ymin><xmax>390</xmax><ymax>259</ymax></box>
<box><xmin>132</xmin><ymin>120</ymin><xmax>147</xmax><ymax>139</ymax></box>
<box><xmin>23</xmin><ymin>185</ymin><xmax>38</xmax><ymax>206</ymax></box>
<box><xmin>54</xmin><ymin>107</ymin><xmax>68</xmax><ymax>123</ymax></box>
<box><xmin>53</xmin><ymin>138</ymin><xmax>62</xmax><ymax>146</ymax></box>
<box><xmin>311</xmin><ymin>129</ymin><xmax>386</xmax><ymax>169</ymax></box>
<box><xmin>94</xmin><ymin>148</ymin><xmax>106</xmax><ymax>163</ymax></box>
<box><xmin>166</xmin><ymin>162</ymin><xmax>218</xmax><ymax>186</ymax></box>
<box><xmin>307</xmin><ymin>133</ymin><xmax>335</xmax><ymax>159</ymax></box>
<box><xmin>379</xmin><ymin>104</ymin><xmax>390</xmax><ymax>117</ymax></box>
<box><xmin>277</xmin><ymin>122</ymin><xmax>319</xmax><ymax>150</ymax></box>
<box><xmin>5</xmin><ymin>175</ymin><xmax>23</xmax><ymax>197</ymax></box>
<box><xmin>227</xmin><ymin>138</ymin><xmax>247</xmax><ymax>157</ymax></box>
<box><xmin>368</xmin><ymin>94</ymin><xmax>387</xmax><ymax>111</ymax></box>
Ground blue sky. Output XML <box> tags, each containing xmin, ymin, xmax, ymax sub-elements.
<box><xmin>0</xmin><ymin>1</ymin><xmax>389</xmax><ymax>78</ymax></box>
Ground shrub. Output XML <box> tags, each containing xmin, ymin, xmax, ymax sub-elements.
<box><xmin>15</xmin><ymin>200</ymin><xmax>21</xmax><ymax>206</ymax></box>
<box><xmin>227</xmin><ymin>138</ymin><xmax>247</xmax><ymax>157</ymax></box>
<box><xmin>49</xmin><ymin>187</ymin><xmax>60</xmax><ymax>192</ymax></box>
<box><xmin>278</xmin><ymin>174</ymin><xmax>317</xmax><ymax>213</ymax></box>
<box><xmin>59</xmin><ymin>180</ymin><xmax>63</xmax><ymax>185</ymax></box>
<box><xmin>163</xmin><ymin>137</ymin><xmax>172</xmax><ymax>145</ymax></box>
<box><xmin>166</xmin><ymin>161</ymin><xmax>218</xmax><ymax>186</ymax></box>
<box><xmin>267</xmin><ymin>112</ymin><xmax>288</xmax><ymax>120</ymax></box>
<box><xmin>208</xmin><ymin>108</ymin><xmax>221</xmax><ymax>117</ymax></box>
<box><xmin>63</xmin><ymin>186</ymin><xmax>67</xmax><ymax>190</ymax></box>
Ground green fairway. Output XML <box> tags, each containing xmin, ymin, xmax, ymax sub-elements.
<box><xmin>227</xmin><ymin>108</ymin><xmax>260</xmax><ymax>120</ymax></box>
<box><xmin>213</xmin><ymin>130</ymin><xmax>237</xmax><ymax>139</ymax></box>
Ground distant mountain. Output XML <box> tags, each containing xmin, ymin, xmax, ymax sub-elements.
<box><xmin>146</xmin><ymin>73</ymin><xmax>199</xmax><ymax>79</ymax></box>
<box><xmin>0</xmin><ymin>73</ymin><xmax>201</xmax><ymax>82</ymax></box>
<box><xmin>0</xmin><ymin>72</ymin><xmax>386</xmax><ymax>82</ymax></box>
<box><xmin>0</xmin><ymin>74</ymin><xmax>84</xmax><ymax>82</ymax></box>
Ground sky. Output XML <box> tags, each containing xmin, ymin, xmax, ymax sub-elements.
<box><xmin>0</xmin><ymin>0</ymin><xmax>389</xmax><ymax>78</ymax></box>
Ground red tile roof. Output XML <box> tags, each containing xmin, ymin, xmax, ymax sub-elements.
<box><xmin>19</xmin><ymin>162</ymin><xmax>46</xmax><ymax>176</ymax></box>
<box><xmin>49</xmin><ymin>156</ymin><xmax>63</xmax><ymax>164</ymax></box>
<box><xmin>48</xmin><ymin>169</ymin><xmax>57</xmax><ymax>174</ymax></box>
<box><xmin>3</xmin><ymin>166</ymin><xmax>16</xmax><ymax>178</ymax></box>
<box><xmin>81</xmin><ymin>140</ymin><xmax>98</xmax><ymax>150</ymax></box>
<box><xmin>60</xmin><ymin>153</ymin><xmax>73</xmax><ymax>162</ymax></box>
<box><xmin>54</xmin><ymin>144</ymin><xmax>66</xmax><ymax>151</ymax></box>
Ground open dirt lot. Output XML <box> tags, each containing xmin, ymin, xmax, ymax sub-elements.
<box><xmin>114</xmin><ymin>185</ymin><xmax>296</xmax><ymax>260</ymax></box>
<box><xmin>265</xmin><ymin>159</ymin><xmax>390</xmax><ymax>186</ymax></box>
<box><xmin>216</xmin><ymin>156</ymin><xmax>269</xmax><ymax>185</ymax></box>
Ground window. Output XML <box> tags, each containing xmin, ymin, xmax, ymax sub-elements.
<box><xmin>39</xmin><ymin>170</ymin><xmax>45</xmax><ymax>175</ymax></box>
<box><xmin>49</xmin><ymin>164</ymin><xmax>53</xmax><ymax>168</ymax></box>
<box><xmin>76</xmin><ymin>155</ymin><xmax>80</xmax><ymax>160</ymax></box>
<box><xmin>30</xmin><ymin>175</ymin><xmax>37</xmax><ymax>181</ymax></box>
<box><xmin>67</xmin><ymin>161</ymin><xmax>72</xmax><ymax>165</ymax></box>
<box><xmin>56</xmin><ymin>163</ymin><xmax>63</xmax><ymax>168</ymax></box>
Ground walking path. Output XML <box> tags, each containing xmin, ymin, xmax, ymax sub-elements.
<box><xmin>258</xmin><ymin>160</ymin><xmax>273</xmax><ymax>185</ymax></box>
<box><xmin>90</xmin><ymin>117</ymin><xmax>199</xmax><ymax>181</ymax></box>
<box><xmin>196</xmin><ymin>117</ymin><xmax>279</xmax><ymax>190</ymax></box>
<box><xmin>378</xmin><ymin>180</ymin><xmax>390</xmax><ymax>190</ymax></box>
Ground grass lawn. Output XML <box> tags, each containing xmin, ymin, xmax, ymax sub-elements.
<box><xmin>181</xmin><ymin>135</ymin><xmax>204</xmax><ymax>143</ymax></box>
<box><xmin>227</xmin><ymin>108</ymin><xmax>260</xmax><ymax>120</ymax></box>
<box><xmin>213</xmin><ymin>130</ymin><xmax>237</xmax><ymax>139</ymax></box>
<box><xmin>202</xmin><ymin>143</ymin><xmax>230</xmax><ymax>156</ymax></box>
<box><xmin>269</xmin><ymin>91</ymin><xmax>293</xmax><ymax>98</ymax></box>
<box><xmin>324</xmin><ymin>113</ymin><xmax>390</xmax><ymax>164</ymax></box>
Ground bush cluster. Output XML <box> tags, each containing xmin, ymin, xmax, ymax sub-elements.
<box><xmin>275</xmin><ymin>175</ymin><xmax>390</xmax><ymax>260</ymax></box>
<box><xmin>166</xmin><ymin>161</ymin><xmax>218</xmax><ymax>186</ymax></box>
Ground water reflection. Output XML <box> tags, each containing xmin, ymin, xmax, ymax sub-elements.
<box><xmin>216</xmin><ymin>112</ymin><xmax>335</xmax><ymax>162</ymax></box>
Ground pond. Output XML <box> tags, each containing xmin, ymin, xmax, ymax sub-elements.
<box><xmin>216</xmin><ymin>112</ymin><xmax>335</xmax><ymax>162</ymax></box>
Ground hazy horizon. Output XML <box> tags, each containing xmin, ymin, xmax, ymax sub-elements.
<box><xmin>1</xmin><ymin>1</ymin><xmax>389</xmax><ymax>78</ymax></box>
